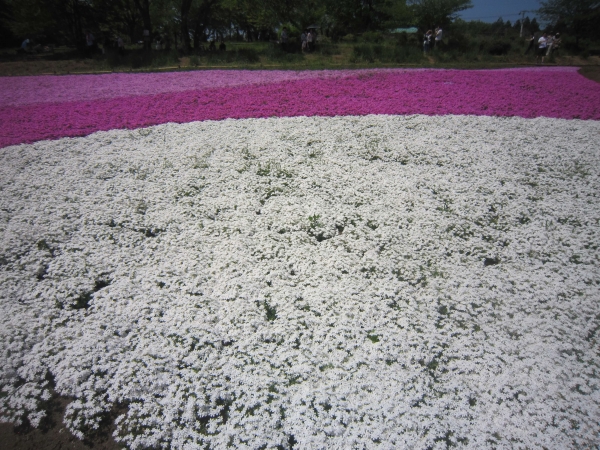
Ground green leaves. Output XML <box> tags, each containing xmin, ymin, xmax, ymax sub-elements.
<box><xmin>408</xmin><ymin>0</ymin><xmax>473</xmax><ymax>29</ymax></box>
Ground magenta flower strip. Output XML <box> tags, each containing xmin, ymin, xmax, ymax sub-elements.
<box><xmin>1</xmin><ymin>68</ymin><xmax>599</xmax><ymax>148</ymax></box>
<box><xmin>0</xmin><ymin>69</ymin><xmax>379</xmax><ymax>107</ymax></box>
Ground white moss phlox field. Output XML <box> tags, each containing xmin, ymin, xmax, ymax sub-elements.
<box><xmin>1</xmin><ymin>115</ymin><xmax>599</xmax><ymax>449</ymax></box>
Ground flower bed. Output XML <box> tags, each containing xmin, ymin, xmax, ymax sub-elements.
<box><xmin>1</xmin><ymin>67</ymin><xmax>599</xmax><ymax>148</ymax></box>
<box><xmin>0</xmin><ymin>68</ymin><xmax>599</xmax><ymax>449</ymax></box>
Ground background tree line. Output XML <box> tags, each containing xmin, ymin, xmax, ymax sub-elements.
<box><xmin>0</xmin><ymin>0</ymin><xmax>598</xmax><ymax>52</ymax></box>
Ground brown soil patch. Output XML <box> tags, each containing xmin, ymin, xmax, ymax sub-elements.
<box><xmin>0</xmin><ymin>394</ymin><xmax>123</xmax><ymax>450</ymax></box>
<box><xmin>0</xmin><ymin>59</ymin><xmax>109</xmax><ymax>76</ymax></box>
<box><xmin>578</xmin><ymin>65</ymin><xmax>600</xmax><ymax>83</ymax></box>
<box><xmin>0</xmin><ymin>51</ymin><xmax>599</xmax><ymax>77</ymax></box>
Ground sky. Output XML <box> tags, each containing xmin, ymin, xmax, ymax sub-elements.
<box><xmin>457</xmin><ymin>0</ymin><xmax>543</xmax><ymax>24</ymax></box>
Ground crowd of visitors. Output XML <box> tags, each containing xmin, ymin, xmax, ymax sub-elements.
<box><xmin>280</xmin><ymin>27</ymin><xmax>317</xmax><ymax>53</ymax></box>
<box><xmin>533</xmin><ymin>32</ymin><xmax>561</xmax><ymax>63</ymax></box>
<box><xmin>300</xmin><ymin>30</ymin><xmax>316</xmax><ymax>52</ymax></box>
<box><xmin>19</xmin><ymin>38</ymin><xmax>54</xmax><ymax>54</ymax></box>
<box><xmin>423</xmin><ymin>27</ymin><xmax>443</xmax><ymax>54</ymax></box>
<box><xmin>16</xmin><ymin>24</ymin><xmax>569</xmax><ymax>62</ymax></box>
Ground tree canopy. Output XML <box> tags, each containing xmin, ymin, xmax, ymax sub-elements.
<box><xmin>2</xmin><ymin>0</ymin><xmax>423</xmax><ymax>47</ymax></box>
<box><xmin>539</xmin><ymin>0</ymin><xmax>600</xmax><ymax>41</ymax></box>
<box><xmin>408</xmin><ymin>0</ymin><xmax>473</xmax><ymax>30</ymax></box>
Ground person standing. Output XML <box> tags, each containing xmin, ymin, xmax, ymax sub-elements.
<box><xmin>307</xmin><ymin>30</ymin><xmax>314</xmax><ymax>52</ymax></box>
<box><xmin>301</xmin><ymin>31</ymin><xmax>307</xmax><ymax>52</ymax></box>
<box><xmin>117</xmin><ymin>36</ymin><xmax>125</xmax><ymax>56</ymax></box>
<box><xmin>552</xmin><ymin>33</ymin><xmax>561</xmax><ymax>56</ymax></box>
<box><xmin>434</xmin><ymin>27</ymin><xmax>443</xmax><ymax>49</ymax></box>
<box><xmin>546</xmin><ymin>33</ymin><xmax>554</xmax><ymax>56</ymax></box>
<box><xmin>536</xmin><ymin>33</ymin><xmax>547</xmax><ymax>64</ymax></box>
<box><xmin>423</xmin><ymin>30</ymin><xmax>432</xmax><ymax>55</ymax></box>
<box><xmin>280</xmin><ymin>27</ymin><xmax>289</xmax><ymax>52</ymax></box>
<box><xmin>143</xmin><ymin>29</ymin><xmax>150</xmax><ymax>50</ymax></box>
<box><xmin>85</xmin><ymin>30</ymin><xmax>95</xmax><ymax>56</ymax></box>
<box><xmin>524</xmin><ymin>34</ymin><xmax>535</xmax><ymax>55</ymax></box>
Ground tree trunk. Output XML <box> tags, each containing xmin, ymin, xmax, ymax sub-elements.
<box><xmin>192</xmin><ymin>0</ymin><xmax>217</xmax><ymax>50</ymax></box>
<box><xmin>123</xmin><ymin>0</ymin><xmax>138</xmax><ymax>44</ymax></box>
<box><xmin>63</xmin><ymin>0</ymin><xmax>84</xmax><ymax>50</ymax></box>
<box><xmin>181</xmin><ymin>0</ymin><xmax>193</xmax><ymax>53</ymax></box>
<box><xmin>133</xmin><ymin>0</ymin><xmax>152</xmax><ymax>49</ymax></box>
<box><xmin>193</xmin><ymin>20</ymin><xmax>202</xmax><ymax>50</ymax></box>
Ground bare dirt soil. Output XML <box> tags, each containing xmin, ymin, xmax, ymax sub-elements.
<box><xmin>579</xmin><ymin>65</ymin><xmax>600</xmax><ymax>83</ymax></box>
<box><xmin>0</xmin><ymin>49</ymin><xmax>598</xmax><ymax>77</ymax></box>
<box><xmin>0</xmin><ymin>393</ymin><xmax>123</xmax><ymax>450</ymax></box>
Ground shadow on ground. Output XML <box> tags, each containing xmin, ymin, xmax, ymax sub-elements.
<box><xmin>0</xmin><ymin>391</ymin><xmax>124</xmax><ymax>450</ymax></box>
<box><xmin>579</xmin><ymin>65</ymin><xmax>600</xmax><ymax>83</ymax></box>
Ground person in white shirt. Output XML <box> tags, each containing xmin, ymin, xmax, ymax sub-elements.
<box><xmin>280</xmin><ymin>27</ymin><xmax>288</xmax><ymax>52</ymax></box>
<box><xmin>552</xmin><ymin>33</ymin><xmax>561</xmax><ymax>56</ymax></box>
<box><xmin>117</xmin><ymin>36</ymin><xmax>125</xmax><ymax>55</ymax></box>
<box><xmin>546</xmin><ymin>34</ymin><xmax>554</xmax><ymax>56</ymax></box>
<box><xmin>435</xmin><ymin>27</ymin><xmax>443</xmax><ymax>49</ymax></box>
<box><xmin>423</xmin><ymin>30</ymin><xmax>433</xmax><ymax>54</ymax></box>
<box><xmin>536</xmin><ymin>33</ymin><xmax>547</xmax><ymax>63</ymax></box>
<box><xmin>307</xmin><ymin>31</ymin><xmax>314</xmax><ymax>52</ymax></box>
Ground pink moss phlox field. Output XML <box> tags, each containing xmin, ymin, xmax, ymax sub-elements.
<box><xmin>1</xmin><ymin>67</ymin><xmax>599</xmax><ymax>147</ymax></box>
<box><xmin>0</xmin><ymin>70</ymin><xmax>373</xmax><ymax>107</ymax></box>
<box><xmin>0</xmin><ymin>66</ymin><xmax>575</xmax><ymax>107</ymax></box>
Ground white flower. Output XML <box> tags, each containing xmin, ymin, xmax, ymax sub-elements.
<box><xmin>0</xmin><ymin>115</ymin><xmax>599</xmax><ymax>448</ymax></box>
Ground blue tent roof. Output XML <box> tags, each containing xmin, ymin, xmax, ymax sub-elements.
<box><xmin>390</xmin><ymin>27</ymin><xmax>419</xmax><ymax>34</ymax></box>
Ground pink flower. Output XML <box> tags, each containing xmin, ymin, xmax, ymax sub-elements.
<box><xmin>1</xmin><ymin>68</ymin><xmax>598</xmax><ymax>148</ymax></box>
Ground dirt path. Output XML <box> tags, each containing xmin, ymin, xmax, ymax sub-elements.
<box><xmin>0</xmin><ymin>53</ymin><xmax>598</xmax><ymax>77</ymax></box>
<box><xmin>579</xmin><ymin>65</ymin><xmax>600</xmax><ymax>83</ymax></box>
<box><xmin>0</xmin><ymin>394</ymin><xmax>123</xmax><ymax>450</ymax></box>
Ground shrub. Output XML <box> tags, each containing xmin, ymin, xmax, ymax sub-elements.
<box><xmin>395</xmin><ymin>32</ymin><xmax>410</xmax><ymax>46</ymax></box>
<box><xmin>151</xmin><ymin>51</ymin><xmax>179</xmax><ymax>68</ymax></box>
<box><xmin>406</xmin><ymin>34</ymin><xmax>421</xmax><ymax>48</ymax></box>
<box><xmin>319</xmin><ymin>44</ymin><xmax>341</xmax><ymax>56</ymax></box>
<box><xmin>130</xmin><ymin>51</ymin><xmax>153</xmax><ymax>69</ymax></box>
<box><xmin>265</xmin><ymin>45</ymin><xmax>304</xmax><ymax>62</ymax></box>
<box><xmin>446</xmin><ymin>31</ymin><xmax>470</xmax><ymax>52</ymax></box>
<box><xmin>463</xmin><ymin>50</ymin><xmax>480</xmax><ymax>62</ymax></box>
<box><xmin>392</xmin><ymin>45</ymin><xmax>424</xmax><ymax>63</ymax></box>
<box><xmin>436</xmin><ymin>50</ymin><xmax>460</xmax><ymax>62</ymax></box>
<box><xmin>236</xmin><ymin>48</ymin><xmax>260</xmax><ymax>63</ymax></box>
<box><xmin>106</xmin><ymin>49</ymin><xmax>179</xmax><ymax>69</ymax></box>
<box><xmin>352</xmin><ymin>44</ymin><xmax>374</xmax><ymax>62</ymax></box>
<box><xmin>488</xmin><ymin>41</ymin><xmax>511</xmax><ymax>55</ymax></box>
<box><xmin>362</xmin><ymin>31</ymin><xmax>384</xmax><ymax>43</ymax></box>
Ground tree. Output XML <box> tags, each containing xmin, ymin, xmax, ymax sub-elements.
<box><xmin>529</xmin><ymin>18</ymin><xmax>540</xmax><ymax>33</ymax></box>
<box><xmin>408</xmin><ymin>0</ymin><xmax>473</xmax><ymax>30</ymax></box>
<box><xmin>133</xmin><ymin>0</ymin><xmax>153</xmax><ymax>46</ymax></box>
<box><xmin>92</xmin><ymin>0</ymin><xmax>141</xmax><ymax>44</ymax></box>
<box><xmin>539</xmin><ymin>0</ymin><xmax>598</xmax><ymax>24</ymax></box>
<box><xmin>4</xmin><ymin>0</ymin><xmax>95</xmax><ymax>48</ymax></box>
<box><xmin>322</xmin><ymin>0</ymin><xmax>410</xmax><ymax>36</ymax></box>
<box><xmin>0</xmin><ymin>0</ymin><xmax>17</xmax><ymax>47</ymax></box>
<box><xmin>181</xmin><ymin>0</ymin><xmax>193</xmax><ymax>50</ymax></box>
<box><xmin>539</xmin><ymin>0</ymin><xmax>600</xmax><ymax>42</ymax></box>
